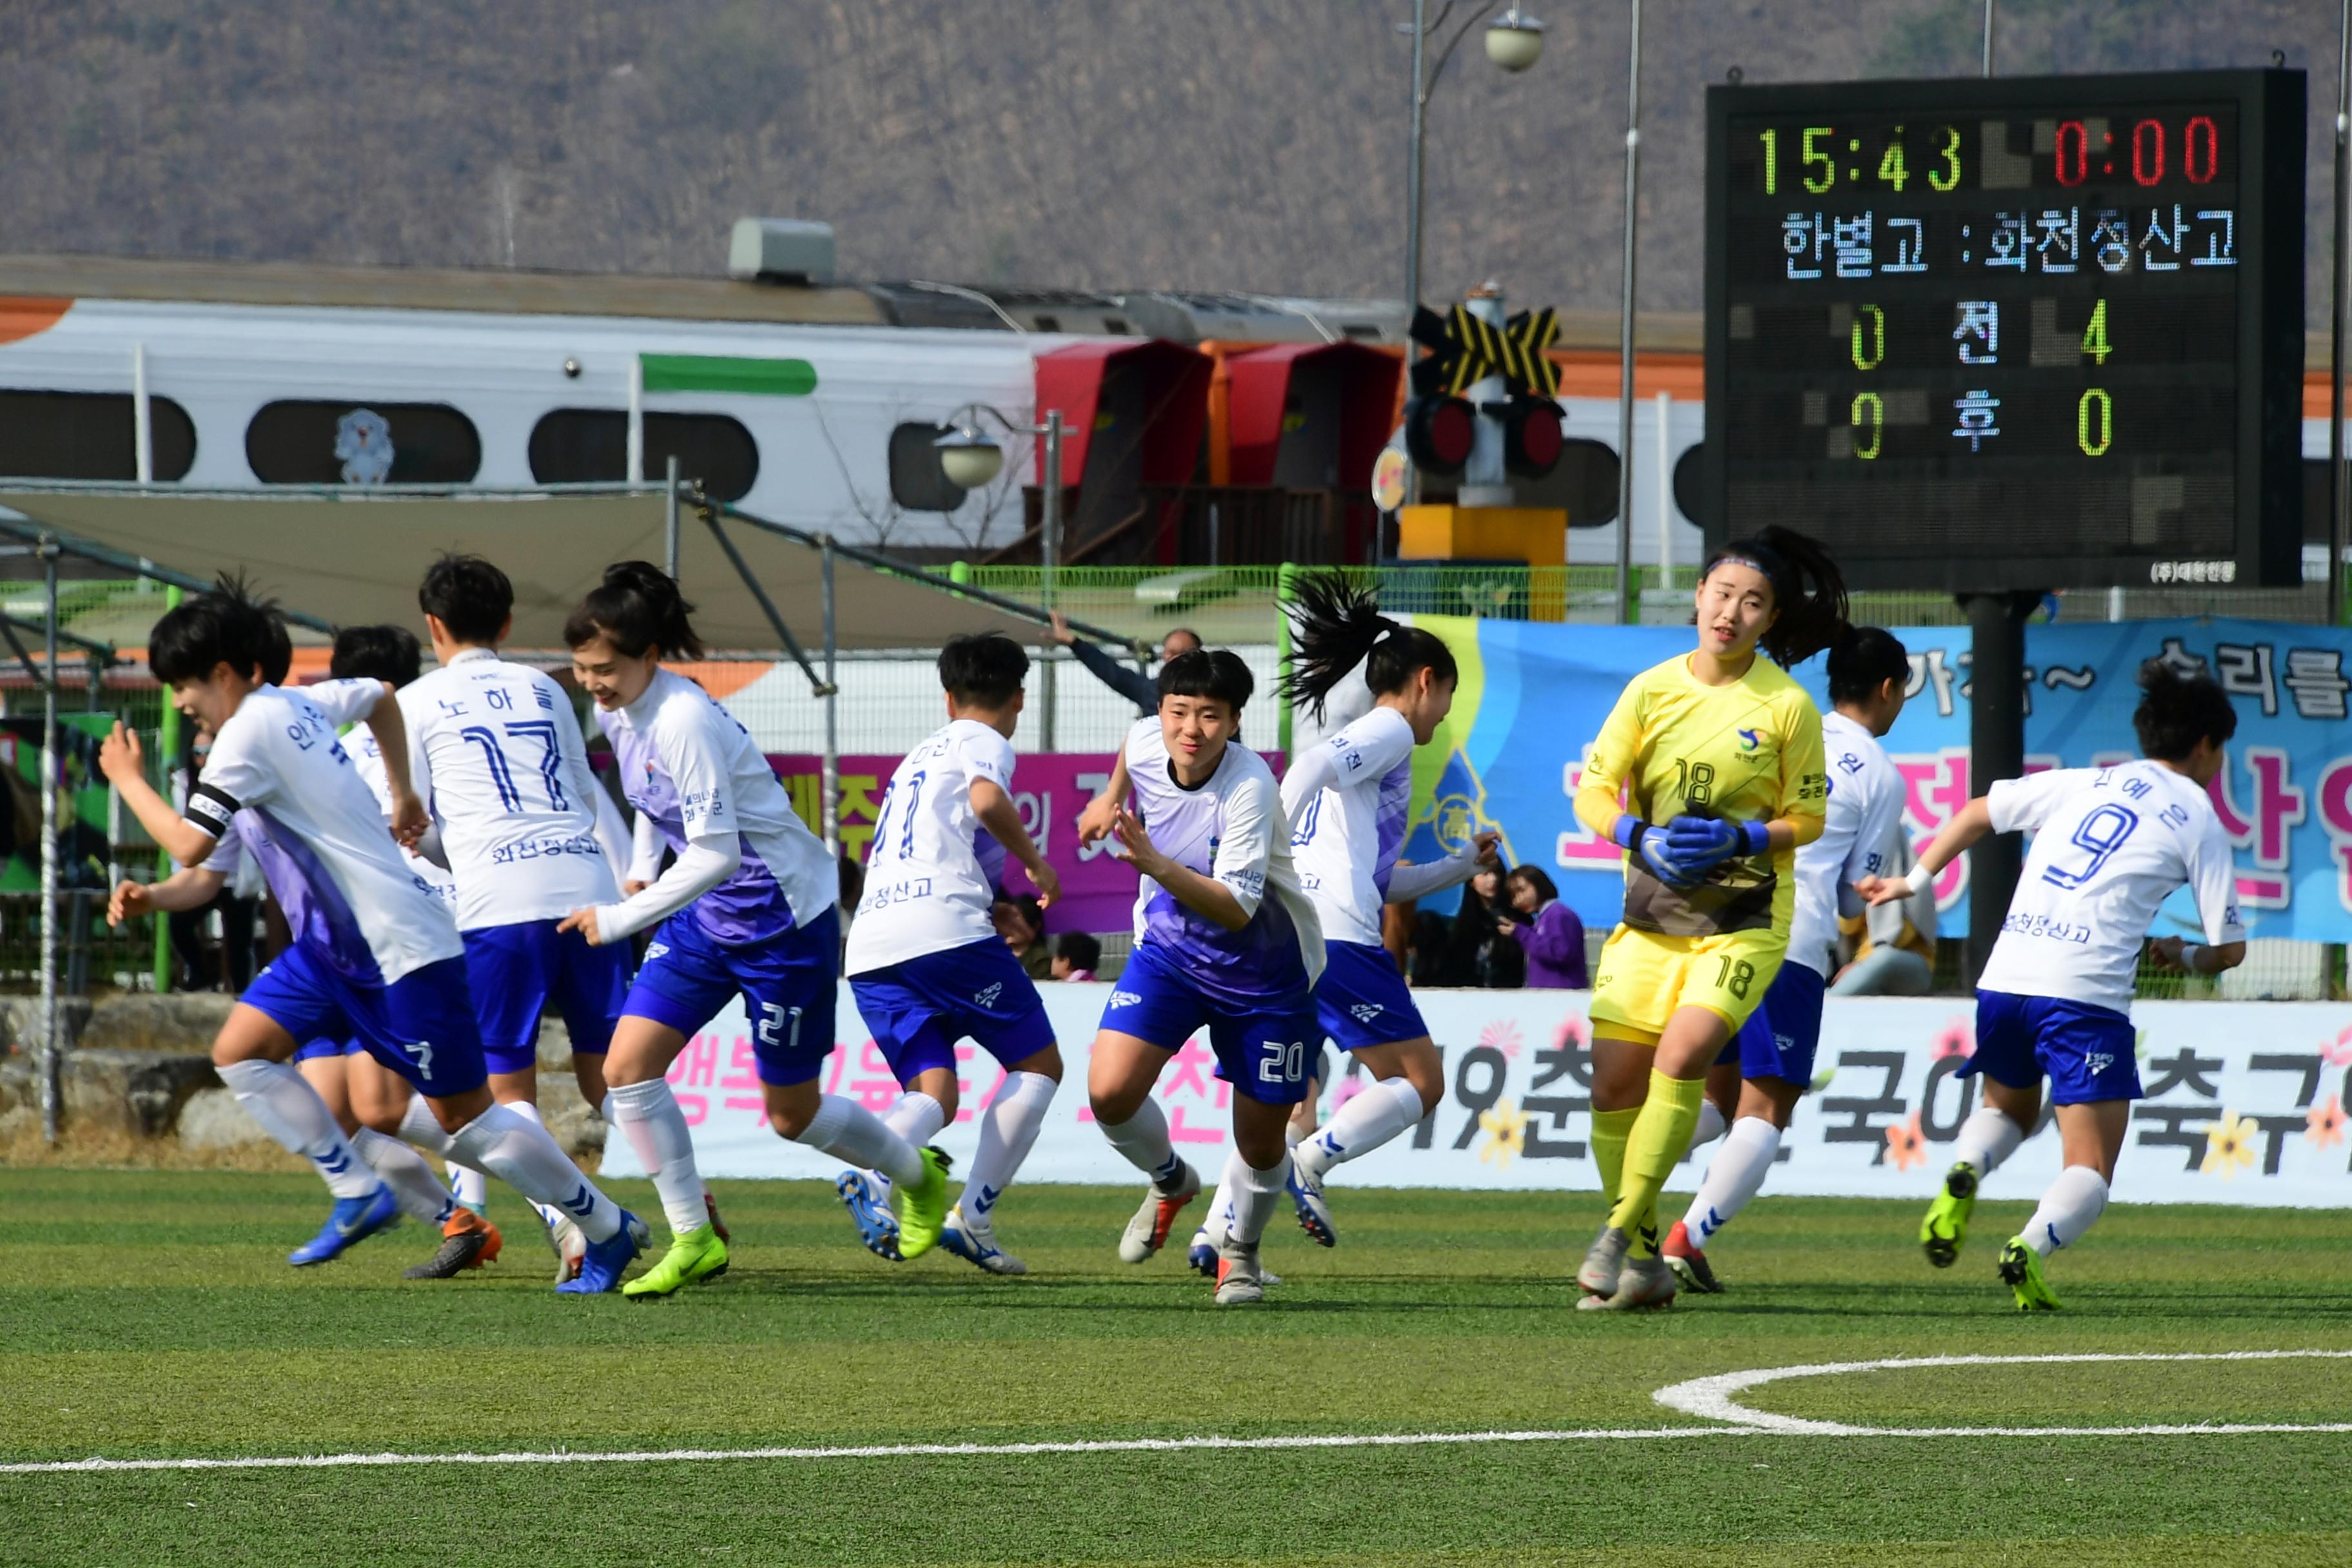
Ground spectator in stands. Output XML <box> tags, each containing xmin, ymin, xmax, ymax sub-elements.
<box><xmin>1407</xmin><ymin>910</ymin><xmax>1451</xmax><ymax>987</ymax></box>
<box><xmin>1444</xmin><ymin>863</ymin><xmax>1525</xmax><ymax>988</ymax></box>
<box><xmin>1831</xmin><ymin>819</ymin><xmax>1938</xmax><ymax>995</ymax></box>
<box><xmin>994</xmin><ymin>892</ymin><xmax>1053</xmax><ymax>979</ymax></box>
<box><xmin>1051</xmin><ymin>931</ymin><xmax>1102</xmax><ymax>982</ymax></box>
<box><xmin>1046</xmin><ymin>612</ymin><xmax>1200</xmax><ymax>715</ymax></box>
<box><xmin>1502</xmin><ymin>865</ymin><xmax>1587</xmax><ymax>990</ymax></box>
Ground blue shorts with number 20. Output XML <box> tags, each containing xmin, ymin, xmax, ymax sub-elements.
<box><xmin>1097</xmin><ymin>940</ymin><xmax>1317</xmax><ymax>1106</ymax></box>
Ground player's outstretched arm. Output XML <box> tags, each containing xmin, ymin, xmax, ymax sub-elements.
<box><xmin>1859</xmin><ymin>796</ymin><xmax>1994</xmax><ymax>905</ymax></box>
<box><xmin>2149</xmin><ymin>935</ymin><xmax>2248</xmax><ymax>975</ymax></box>
<box><xmin>1387</xmin><ymin>831</ymin><xmax>1500</xmax><ymax>903</ymax></box>
<box><xmin>97</xmin><ymin>723</ymin><xmax>219</xmax><ymax>868</ymax></box>
<box><xmin>1077</xmin><ymin>743</ymin><xmax>1130</xmax><ymax>847</ymax></box>
<box><xmin>358</xmin><ymin>683</ymin><xmax>428</xmax><ymax>847</ymax></box>
<box><xmin>1111</xmin><ymin>808</ymin><xmax>1250</xmax><ymax>931</ymax></box>
<box><xmin>108</xmin><ymin>865</ymin><xmax>227</xmax><ymax>926</ymax></box>
<box><xmin>973</xmin><ymin>776</ymin><xmax>1059</xmax><ymax>908</ymax></box>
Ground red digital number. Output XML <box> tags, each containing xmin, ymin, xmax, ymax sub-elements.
<box><xmin>2055</xmin><ymin>119</ymin><xmax>2089</xmax><ymax>186</ymax></box>
<box><xmin>2184</xmin><ymin>114</ymin><xmax>2219</xmax><ymax>183</ymax></box>
<box><xmin>2130</xmin><ymin>118</ymin><xmax>2165</xmax><ymax>186</ymax></box>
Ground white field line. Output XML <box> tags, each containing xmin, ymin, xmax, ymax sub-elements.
<box><xmin>1651</xmin><ymin>1348</ymin><xmax>2352</xmax><ymax>1435</ymax></box>
<box><xmin>7</xmin><ymin>1349</ymin><xmax>2349</xmax><ymax>1476</ymax></box>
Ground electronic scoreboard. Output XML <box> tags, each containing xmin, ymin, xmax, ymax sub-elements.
<box><xmin>1703</xmin><ymin>70</ymin><xmax>2305</xmax><ymax>591</ymax></box>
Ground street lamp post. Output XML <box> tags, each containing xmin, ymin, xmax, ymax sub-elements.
<box><xmin>937</xmin><ymin>406</ymin><xmax>1067</xmax><ymax>745</ymax></box>
<box><xmin>1398</xmin><ymin>5</ymin><xmax>1544</xmax><ymax>533</ymax></box>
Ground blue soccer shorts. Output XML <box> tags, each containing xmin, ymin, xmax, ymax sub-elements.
<box><xmin>623</xmin><ymin>908</ymin><xmax>840</xmax><ymax>1087</ymax></box>
<box><xmin>850</xmin><ymin>936</ymin><xmax>1057</xmax><ymax>1086</ymax></box>
<box><xmin>462</xmin><ymin>918</ymin><xmax>633</xmax><ymax>1074</ymax></box>
<box><xmin>1966</xmin><ymin>988</ymin><xmax>2142</xmax><ymax>1106</ymax></box>
<box><xmin>1713</xmin><ymin>959</ymin><xmax>1827</xmax><ymax>1088</ymax></box>
<box><xmin>1314</xmin><ymin>938</ymin><xmax>1430</xmax><ymax>1052</ymax></box>
<box><xmin>243</xmin><ymin>941</ymin><xmax>489</xmax><ymax>1100</ymax></box>
<box><xmin>1096</xmin><ymin>940</ymin><xmax>1318</xmax><ymax>1107</ymax></box>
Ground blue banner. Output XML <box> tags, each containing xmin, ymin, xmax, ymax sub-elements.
<box><xmin>1400</xmin><ymin>616</ymin><xmax>2352</xmax><ymax>944</ymax></box>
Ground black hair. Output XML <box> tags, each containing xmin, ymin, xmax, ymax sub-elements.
<box><xmin>1279</xmin><ymin>573</ymin><xmax>1458</xmax><ymax>723</ymax></box>
<box><xmin>148</xmin><ymin>573</ymin><xmax>285</xmax><ymax>687</ymax></box>
<box><xmin>329</xmin><ymin>623</ymin><xmax>422</xmax><ymax>687</ymax></box>
<box><xmin>418</xmin><ymin>553</ymin><xmax>514</xmax><ymax>645</ymax></box>
<box><xmin>1505</xmin><ymin>864</ymin><xmax>1558</xmax><ymax>904</ymax></box>
<box><xmin>836</xmin><ymin>849</ymin><xmax>865</xmax><ymax>911</ymax></box>
<box><xmin>937</xmin><ymin>632</ymin><xmax>1028</xmax><ymax>706</ymax></box>
<box><xmin>562</xmin><ymin>561</ymin><xmax>704</xmax><ymax>660</ymax></box>
<box><xmin>1827</xmin><ymin>625</ymin><xmax>1910</xmax><ymax>705</ymax></box>
<box><xmin>1700</xmin><ymin>525</ymin><xmax>1849</xmax><ymax>669</ymax></box>
<box><xmin>2133</xmin><ymin>658</ymin><xmax>2238</xmax><ymax>761</ymax></box>
<box><xmin>1001</xmin><ymin>892</ymin><xmax>1044</xmax><ymax>942</ymax></box>
<box><xmin>1157</xmin><ymin>647</ymin><xmax>1253</xmax><ymax>710</ymax></box>
<box><xmin>1055</xmin><ymin>930</ymin><xmax>1102</xmax><ymax>970</ymax></box>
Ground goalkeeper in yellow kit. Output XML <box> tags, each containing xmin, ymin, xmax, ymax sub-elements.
<box><xmin>1571</xmin><ymin>526</ymin><xmax>1845</xmax><ymax>1309</ymax></box>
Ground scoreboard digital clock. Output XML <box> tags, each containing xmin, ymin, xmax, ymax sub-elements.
<box><xmin>1701</xmin><ymin>71</ymin><xmax>2306</xmax><ymax>591</ymax></box>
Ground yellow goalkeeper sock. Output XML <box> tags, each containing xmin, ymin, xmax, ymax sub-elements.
<box><xmin>1607</xmin><ymin>1070</ymin><xmax>1706</xmax><ymax>1244</ymax></box>
<box><xmin>1591</xmin><ymin>1106</ymin><xmax>1638</xmax><ymax>1211</ymax></box>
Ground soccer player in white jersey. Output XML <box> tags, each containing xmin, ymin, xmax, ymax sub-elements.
<box><xmin>1188</xmin><ymin>578</ymin><xmax>1487</xmax><ymax>1266</ymax></box>
<box><xmin>1077</xmin><ymin>648</ymin><xmax>1324</xmax><ymax>1304</ymax></box>
<box><xmin>404</xmin><ymin>555</ymin><xmax>642</xmax><ymax>1281</ymax></box>
<box><xmin>1863</xmin><ymin>658</ymin><xmax>2246</xmax><ymax>1309</ymax></box>
<box><xmin>559</xmin><ymin>563</ymin><xmax>950</xmax><ymax>1298</ymax></box>
<box><xmin>1663</xmin><ymin>627</ymin><xmax>1910</xmax><ymax>1293</ymax></box>
<box><xmin>841</xmin><ymin>633</ymin><xmax>1065</xmax><ymax>1274</ymax></box>
<box><xmin>101</xmin><ymin>578</ymin><xmax>646</xmax><ymax>1291</ymax></box>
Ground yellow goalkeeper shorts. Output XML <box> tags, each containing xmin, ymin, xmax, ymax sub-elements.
<box><xmin>1587</xmin><ymin>925</ymin><xmax>1787</xmax><ymax>1042</ymax></box>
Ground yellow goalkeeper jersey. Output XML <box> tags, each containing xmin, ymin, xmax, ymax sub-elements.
<box><xmin>1576</xmin><ymin>651</ymin><xmax>1827</xmax><ymax>937</ymax></box>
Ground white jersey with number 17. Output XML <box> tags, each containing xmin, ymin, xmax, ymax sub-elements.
<box><xmin>1975</xmin><ymin>759</ymin><xmax>2244</xmax><ymax>1015</ymax></box>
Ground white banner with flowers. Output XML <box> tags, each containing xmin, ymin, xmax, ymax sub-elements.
<box><xmin>602</xmin><ymin>986</ymin><xmax>2352</xmax><ymax>1208</ymax></box>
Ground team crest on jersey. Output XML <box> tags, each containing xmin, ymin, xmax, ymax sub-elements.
<box><xmin>1349</xmin><ymin>1003</ymin><xmax>1385</xmax><ymax>1023</ymax></box>
<box><xmin>973</xmin><ymin>982</ymin><xmax>1003</xmax><ymax>1008</ymax></box>
<box><xmin>1737</xmin><ymin>728</ymin><xmax>1761</xmax><ymax>751</ymax></box>
<box><xmin>1108</xmin><ymin>990</ymin><xmax>1142</xmax><ymax>1009</ymax></box>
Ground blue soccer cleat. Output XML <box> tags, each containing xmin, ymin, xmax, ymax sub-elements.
<box><xmin>288</xmin><ymin>1184</ymin><xmax>400</xmax><ymax>1267</ymax></box>
<box><xmin>1287</xmin><ymin>1163</ymin><xmax>1337</xmax><ymax>1248</ymax></box>
<box><xmin>836</xmin><ymin>1169</ymin><xmax>903</xmax><ymax>1260</ymax></box>
<box><xmin>556</xmin><ymin>1209</ymin><xmax>651</xmax><ymax>1295</ymax></box>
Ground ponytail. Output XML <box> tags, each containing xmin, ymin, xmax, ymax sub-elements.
<box><xmin>563</xmin><ymin>560</ymin><xmax>705</xmax><ymax>661</ymax></box>
<box><xmin>1827</xmin><ymin>625</ymin><xmax>1908</xmax><ymax>703</ymax></box>
<box><xmin>1702</xmin><ymin>525</ymin><xmax>1848</xmax><ymax>668</ymax></box>
<box><xmin>1278</xmin><ymin>573</ymin><xmax>1458</xmax><ymax>723</ymax></box>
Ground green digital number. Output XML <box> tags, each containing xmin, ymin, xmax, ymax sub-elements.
<box><xmin>1759</xmin><ymin>128</ymin><xmax>1778</xmax><ymax>194</ymax></box>
<box><xmin>2082</xmin><ymin>299</ymin><xmax>2112</xmax><ymax>364</ymax></box>
<box><xmin>1851</xmin><ymin>392</ymin><xmax>1884</xmax><ymax>460</ymax></box>
<box><xmin>1877</xmin><ymin>134</ymin><xmax>1909</xmax><ymax>191</ymax></box>
<box><xmin>2079</xmin><ymin>389</ymin><xmax>2113</xmax><ymax>457</ymax></box>
<box><xmin>1928</xmin><ymin>124</ymin><xmax>1962</xmax><ymax>191</ymax></box>
<box><xmin>1850</xmin><ymin>304</ymin><xmax>1885</xmax><ymax>371</ymax></box>
<box><xmin>1801</xmin><ymin>126</ymin><xmax>1835</xmax><ymax>193</ymax></box>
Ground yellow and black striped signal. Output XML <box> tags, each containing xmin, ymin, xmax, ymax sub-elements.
<box><xmin>1409</xmin><ymin>302</ymin><xmax>1560</xmax><ymax>398</ymax></box>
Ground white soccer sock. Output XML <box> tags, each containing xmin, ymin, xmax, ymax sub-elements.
<box><xmin>1680</xmin><ymin>1117</ymin><xmax>1781</xmax><ymax>1244</ymax></box>
<box><xmin>447</xmin><ymin>1101</ymin><xmax>623</xmax><ymax>1243</ymax></box>
<box><xmin>883</xmin><ymin>1090</ymin><xmax>946</xmax><ymax>1146</ymax></box>
<box><xmin>1099</xmin><ymin>1096</ymin><xmax>1187</xmax><ymax>1192</ymax></box>
<box><xmin>1223</xmin><ymin>1150</ymin><xmax>1290</xmax><ymax>1247</ymax></box>
<box><xmin>2024</xmin><ymin>1165</ymin><xmax>2108</xmax><ymax>1257</ymax></box>
<box><xmin>396</xmin><ymin>1093</ymin><xmax>455</xmax><ymax>1156</ymax></box>
<box><xmin>1692</xmin><ymin>1099</ymin><xmax>1730</xmax><ymax>1150</ymax></box>
<box><xmin>352</xmin><ymin>1126</ymin><xmax>455</xmax><ymax>1225</ymax></box>
<box><xmin>959</xmin><ymin>1071</ymin><xmax>1058</xmax><ymax>1225</ymax></box>
<box><xmin>217</xmin><ymin>1059</ymin><xmax>379</xmax><ymax>1199</ymax></box>
<box><xmin>794</xmin><ymin>1093</ymin><xmax>925</xmax><ymax>1188</ymax></box>
<box><xmin>1199</xmin><ymin>1175</ymin><xmax>1236</xmax><ymax>1245</ymax></box>
<box><xmin>606</xmin><ymin>1078</ymin><xmax>710</xmax><ymax>1238</ymax></box>
<box><xmin>500</xmin><ymin>1101</ymin><xmax>570</xmax><ymax>1230</ymax></box>
<box><xmin>1293</xmin><ymin>1076</ymin><xmax>1425</xmax><ymax>1182</ymax></box>
<box><xmin>448</xmin><ymin>1164</ymin><xmax>489</xmax><ymax>1211</ymax></box>
<box><xmin>1952</xmin><ymin>1105</ymin><xmax>2027</xmax><ymax>1178</ymax></box>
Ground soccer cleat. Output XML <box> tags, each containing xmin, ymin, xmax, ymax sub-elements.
<box><xmin>402</xmin><ymin>1209</ymin><xmax>503</xmax><ymax>1279</ymax></box>
<box><xmin>835</xmin><ymin>1170</ymin><xmax>902</xmax><ymax>1260</ymax></box>
<box><xmin>1998</xmin><ymin>1236</ymin><xmax>2063</xmax><ymax>1311</ymax></box>
<box><xmin>1661</xmin><ymin>1220</ymin><xmax>1723</xmax><ymax>1295</ymax></box>
<box><xmin>1576</xmin><ymin>1254</ymin><xmax>1678</xmax><ymax>1312</ymax></box>
<box><xmin>1921</xmin><ymin>1161</ymin><xmax>1980</xmax><ymax>1269</ymax></box>
<box><xmin>1213</xmin><ymin>1238</ymin><xmax>1267</xmax><ymax>1305</ymax></box>
<box><xmin>544</xmin><ymin>1210</ymin><xmax>587</xmax><ymax>1283</ymax></box>
<box><xmin>703</xmin><ymin>1191</ymin><xmax>732</xmax><ymax>1246</ymax></box>
<box><xmin>1287</xmin><ymin>1163</ymin><xmax>1337</xmax><ymax>1248</ymax></box>
<box><xmin>1576</xmin><ymin>1223</ymin><xmax>1632</xmax><ymax>1298</ymax></box>
<box><xmin>1186</xmin><ymin>1225</ymin><xmax>1220</xmax><ymax>1277</ymax></box>
<box><xmin>1117</xmin><ymin>1161</ymin><xmax>1201</xmax><ymax>1264</ymax></box>
<box><xmin>288</xmin><ymin>1184</ymin><xmax>400</xmax><ymax>1267</ymax></box>
<box><xmin>556</xmin><ymin>1210</ymin><xmax>650</xmax><ymax>1295</ymax></box>
<box><xmin>894</xmin><ymin>1147</ymin><xmax>954</xmax><ymax>1262</ymax></box>
<box><xmin>622</xmin><ymin>1224</ymin><xmax>730</xmax><ymax>1298</ymax></box>
<box><xmin>939</xmin><ymin>1206</ymin><xmax>1027</xmax><ymax>1276</ymax></box>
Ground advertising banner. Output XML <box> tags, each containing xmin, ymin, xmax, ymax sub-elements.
<box><xmin>1395</xmin><ymin>616</ymin><xmax>2352</xmax><ymax>944</ymax></box>
<box><xmin>602</xmin><ymin>986</ymin><xmax>2352</xmax><ymax>1208</ymax></box>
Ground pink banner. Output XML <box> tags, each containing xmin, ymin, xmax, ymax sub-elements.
<box><xmin>769</xmin><ymin>752</ymin><xmax>1138</xmax><ymax>933</ymax></box>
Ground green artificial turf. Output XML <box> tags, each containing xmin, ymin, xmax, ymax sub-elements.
<box><xmin>1</xmin><ymin>1170</ymin><xmax>2347</xmax><ymax>1566</ymax></box>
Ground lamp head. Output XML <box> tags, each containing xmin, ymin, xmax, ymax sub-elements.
<box><xmin>1485</xmin><ymin>7</ymin><xmax>1544</xmax><ymax>72</ymax></box>
<box><xmin>934</xmin><ymin>424</ymin><xmax>1006</xmax><ymax>489</ymax></box>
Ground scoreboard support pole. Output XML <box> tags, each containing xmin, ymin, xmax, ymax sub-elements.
<box><xmin>1961</xmin><ymin>590</ymin><xmax>2042</xmax><ymax>986</ymax></box>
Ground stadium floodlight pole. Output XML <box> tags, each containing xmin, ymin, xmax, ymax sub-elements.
<box><xmin>1398</xmin><ymin>3</ymin><xmax>1545</xmax><ymax>531</ymax></box>
<box><xmin>820</xmin><ymin>534</ymin><xmax>839</xmax><ymax>857</ymax></box>
<box><xmin>1612</xmin><ymin>0</ymin><xmax>1643</xmax><ymax>623</ymax></box>
<box><xmin>1981</xmin><ymin>0</ymin><xmax>1995</xmax><ymax>76</ymax></box>
<box><xmin>936</xmin><ymin>404</ymin><xmax>1066</xmax><ymax>747</ymax></box>
<box><xmin>2333</xmin><ymin>0</ymin><xmax>2350</xmax><ymax>626</ymax></box>
<box><xmin>664</xmin><ymin>454</ymin><xmax>681</xmax><ymax>582</ymax></box>
<box><xmin>38</xmin><ymin>538</ymin><xmax>58</xmax><ymax>1143</ymax></box>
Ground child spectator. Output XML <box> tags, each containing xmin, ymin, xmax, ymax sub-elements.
<box><xmin>1051</xmin><ymin>931</ymin><xmax>1102</xmax><ymax>983</ymax></box>
<box><xmin>1502</xmin><ymin>865</ymin><xmax>1587</xmax><ymax>989</ymax></box>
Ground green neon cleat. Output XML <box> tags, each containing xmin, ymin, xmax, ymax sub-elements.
<box><xmin>894</xmin><ymin>1146</ymin><xmax>954</xmax><ymax>1261</ymax></box>
<box><xmin>1920</xmin><ymin>1161</ymin><xmax>1978</xmax><ymax>1269</ymax></box>
<box><xmin>1997</xmin><ymin>1235</ymin><xmax>2063</xmax><ymax>1311</ymax></box>
<box><xmin>620</xmin><ymin>1224</ymin><xmax>730</xmax><ymax>1299</ymax></box>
